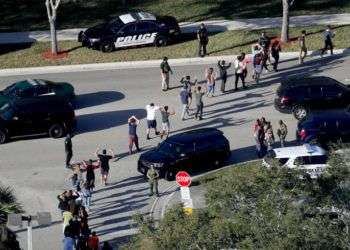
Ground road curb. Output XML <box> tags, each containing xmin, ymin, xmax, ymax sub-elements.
<box><xmin>0</xmin><ymin>49</ymin><xmax>348</xmax><ymax>77</ymax></box>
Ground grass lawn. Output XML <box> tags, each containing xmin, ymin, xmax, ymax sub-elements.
<box><xmin>1</xmin><ymin>0</ymin><xmax>350</xmax><ymax>32</ymax></box>
<box><xmin>1</xmin><ymin>25</ymin><xmax>349</xmax><ymax>69</ymax></box>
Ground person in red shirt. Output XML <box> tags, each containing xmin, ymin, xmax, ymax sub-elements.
<box><xmin>87</xmin><ymin>231</ymin><xmax>99</xmax><ymax>250</ymax></box>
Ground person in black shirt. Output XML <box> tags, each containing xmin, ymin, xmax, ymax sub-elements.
<box><xmin>217</xmin><ymin>60</ymin><xmax>231</xmax><ymax>92</ymax></box>
<box><xmin>65</xmin><ymin>133</ymin><xmax>73</xmax><ymax>168</ymax></box>
<box><xmin>271</xmin><ymin>40</ymin><xmax>281</xmax><ymax>72</ymax></box>
<box><xmin>95</xmin><ymin>148</ymin><xmax>114</xmax><ymax>186</ymax></box>
<box><xmin>258</xmin><ymin>31</ymin><xmax>271</xmax><ymax>72</ymax></box>
<box><xmin>197</xmin><ymin>23</ymin><xmax>209</xmax><ymax>57</ymax></box>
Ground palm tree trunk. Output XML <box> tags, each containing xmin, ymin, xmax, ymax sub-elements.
<box><xmin>281</xmin><ymin>0</ymin><xmax>290</xmax><ymax>42</ymax></box>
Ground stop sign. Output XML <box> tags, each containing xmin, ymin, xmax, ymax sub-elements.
<box><xmin>176</xmin><ymin>171</ymin><xmax>192</xmax><ymax>187</ymax></box>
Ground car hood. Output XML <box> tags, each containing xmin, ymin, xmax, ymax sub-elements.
<box><xmin>84</xmin><ymin>23</ymin><xmax>108</xmax><ymax>38</ymax></box>
<box><xmin>0</xmin><ymin>93</ymin><xmax>10</xmax><ymax>107</ymax></box>
<box><xmin>139</xmin><ymin>149</ymin><xmax>174</xmax><ymax>164</ymax></box>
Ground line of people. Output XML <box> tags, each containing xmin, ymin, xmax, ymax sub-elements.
<box><xmin>253</xmin><ymin>118</ymin><xmax>288</xmax><ymax>158</ymax></box>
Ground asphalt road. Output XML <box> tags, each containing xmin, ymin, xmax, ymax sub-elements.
<box><xmin>1</xmin><ymin>53</ymin><xmax>349</xmax><ymax>249</ymax></box>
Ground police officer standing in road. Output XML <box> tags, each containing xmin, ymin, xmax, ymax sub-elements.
<box><xmin>197</xmin><ymin>23</ymin><xmax>209</xmax><ymax>57</ymax></box>
<box><xmin>147</xmin><ymin>166</ymin><xmax>159</xmax><ymax>197</ymax></box>
<box><xmin>160</xmin><ymin>57</ymin><xmax>173</xmax><ymax>91</ymax></box>
<box><xmin>65</xmin><ymin>133</ymin><xmax>73</xmax><ymax>168</ymax></box>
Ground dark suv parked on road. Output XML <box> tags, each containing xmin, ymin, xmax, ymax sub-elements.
<box><xmin>0</xmin><ymin>97</ymin><xmax>76</xmax><ymax>144</ymax></box>
<box><xmin>137</xmin><ymin>128</ymin><xmax>231</xmax><ymax>181</ymax></box>
<box><xmin>296</xmin><ymin>111</ymin><xmax>350</xmax><ymax>145</ymax></box>
<box><xmin>274</xmin><ymin>76</ymin><xmax>350</xmax><ymax>120</ymax></box>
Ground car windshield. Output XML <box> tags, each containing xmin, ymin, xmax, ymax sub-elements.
<box><xmin>107</xmin><ymin>18</ymin><xmax>124</xmax><ymax>29</ymax></box>
<box><xmin>2</xmin><ymin>83</ymin><xmax>17</xmax><ymax>96</ymax></box>
<box><xmin>158</xmin><ymin>141</ymin><xmax>184</xmax><ymax>157</ymax></box>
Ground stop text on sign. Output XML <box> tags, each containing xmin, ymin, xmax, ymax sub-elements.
<box><xmin>176</xmin><ymin>171</ymin><xmax>192</xmax><ymax>187</ymax></box>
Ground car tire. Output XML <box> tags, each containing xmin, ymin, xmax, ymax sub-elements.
<box><xmin>164</xmin><ymin>170</ymin><xmax>176</xmax><ymax>181</ymax></box>
<box><xmin>49</xmin><ymin>123</ymin><xmax>65</xmax><ymax>138</ymax></box>
<box><xmin>292</xmin><ymin>105</ymin><xmax>308</xmax><ymax>120</ymax></box>
<box><xmin>100</xmin><ymin>42</ymin><xmax>114</xmax><ymax>53</ymax></box>
<box><xmin>0</xmin><ymin>129</ymin><xmax>8</xmax><ymax>144</ymax></box>
<box><xmin>154</xmin><ymin>36</ymin><xmax>168</xmax><ymax>47</ymax></box>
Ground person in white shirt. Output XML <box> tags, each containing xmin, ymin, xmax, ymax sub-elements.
<box><xmin>146</xmin><ymin>103</ymin><xmax>160</xmax><ymax>140</ymax></box>
<box><xmin>234</xmin><ymin>55</ymin><xmax>247</xmax><ymax>90</ymax></box>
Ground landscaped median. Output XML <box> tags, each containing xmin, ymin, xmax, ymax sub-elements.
<box><xmin>1</xmin><ymin>25</ymin><xmax>350</xmax><ymax>69</ymax></box>
<box><xmin>125</xmin><ymin>151</ymin><xmax>350</xmax><ymax>250</ymax></box>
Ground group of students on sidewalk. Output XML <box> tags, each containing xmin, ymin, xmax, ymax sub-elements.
<box><xmin>253</xmin><ymin>118</ymin><xmax>288</xmax><ymax>158</ymax></box>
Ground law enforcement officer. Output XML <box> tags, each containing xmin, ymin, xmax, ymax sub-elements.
<box><xmin>197</xmin><ymin>23</ymin><xmax>209</xmax><ymax>57</ymax></box>
<box><xmin>147</xmin><ymin>166</ymin><xmax>159</xmax><ymax>196</ymax></box>
<box><xmin>160</xmin><ymin>57</ymin><xmax>173</xmax><ymax>91</ymax></box>
<box><xmin>65</xmin><ymin>133</ymin><xmax>73</xmax><ymax>168</ymax></box>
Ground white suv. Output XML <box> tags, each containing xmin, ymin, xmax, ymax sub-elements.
<box><xmin>262</xmin><ymin>144</ymin><xmax>328</xmax><ymax>178</ymax></box>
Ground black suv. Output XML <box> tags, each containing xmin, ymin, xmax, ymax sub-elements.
<box><xmin>296</xmin><ymin>111</ymin><xmax>350</xmax><ymax>145</ymax></box>
<box><xmin>0</xmin><ymin>97</ymin><xmax>76</xmax><ymax>144</ymax></box>
<box><xmin>78</xmin><ymin>11</ymin><xmax>181</xmax><ymax>52</ymax></box>
<box><xmin>137</xmin><ymin>128</ymin><xmax>231</xmax><ymax>181</ymax></box>
<box><xmin>274</xmin><ymin>76</ymin><xmax>350</xmax><ymax>120</ymax></box>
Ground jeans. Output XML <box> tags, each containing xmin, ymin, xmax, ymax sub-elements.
<box><xmin>235</xmin><ymin>73</ymin><xmax>245</xmax><ymax>89</ymax></box>
<box><xmin>321</xmin><ymin>40</ymin><xmax>334</xmax><ymax>55</ymax></box>
<box><xmin>207</xmin><ymin>84</ymin><xmax>215</xmax><ymax>95</ymax></box>
<box><xmin>181</xmin><ymin>104</ymin><xmax>189</xmax><ymax>120</ymax></box>
<box><xmin>195</xmin><ymin>103</ymin><xmax>203</xmax><ymax>119</ymax></box>
<box><xmin>65</xmin><ymin>151</ymin><xmax>72</xmax><ymax>167</ymax></box>
<box><xmin>272</xmin><ymin>54</ymin><xmax>279</xmax><ymax>71</ymax></box>
<box><xmin>161</xmin><ymin>72</ymin><xmax>170</xmax><ymax>90</ymax></box>
<box><xmin>220</xmin><ymin>74</ymin><xmax>227</xmax><ymax>92</ymax></box>
<box><xmin>198</xmin><ymin>42</ymin><xmax>207</xmax><ymax>57</ymax></box>
<box><xmin>82</xmin><ymin>196</ymin><xmax>91</xmax><ymax>210</ymax></box>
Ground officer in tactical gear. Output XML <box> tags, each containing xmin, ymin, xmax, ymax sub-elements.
<box><xmin>197</xmin><ymin>23</ymin><xmax>209</xmax><ymax>57</ymax></box>
<box><xmin>147</xmin><ymin>165</ymin><xmax>160</xmax><ymax>197</ymax></box>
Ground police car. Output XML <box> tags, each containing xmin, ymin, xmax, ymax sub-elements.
<box><xmin>78</xmin><ymin>12</ymin><xmax>181</xmax><ymax>52</ymax></box>
<box><xmin>262</xmin><ymin>144</ymin><xmax>328</xmax><ymax>178</ymax></box>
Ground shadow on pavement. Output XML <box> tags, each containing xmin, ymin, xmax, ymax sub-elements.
<box><xmin>76</xmin><ymin>108</ymin><xmax>146</xmax><ymax>134</ymax></box>
<box><xmin>75</xmin><ymin>91</ymin><xmax>125</xmax><ymax>109</ymax></box>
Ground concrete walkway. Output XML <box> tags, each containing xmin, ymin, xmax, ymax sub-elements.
<box><xmin>1</xmin><ymin>13</ymin><xmax>350</xmax><ymax>44</ymax></box>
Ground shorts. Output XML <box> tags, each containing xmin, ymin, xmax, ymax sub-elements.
<box><xmin>162</xmin><ymin>122</ymin><xmax>170</xmax><ymax>132</ymax></box>
<box><xmin>100</xmin><ymin>168</ymin><xmax>109</xmax><ymax>176</ymax></box>
<box><xmin>147</xmin><ymin>120</ymin><xmax>157</xmax><ymax>129</ymax></box>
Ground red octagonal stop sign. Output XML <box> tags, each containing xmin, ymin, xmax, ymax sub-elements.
<box><xmin>176</xmin><ymin>171</ymin><xmax>192</xmax><ymax>187</ymax></box>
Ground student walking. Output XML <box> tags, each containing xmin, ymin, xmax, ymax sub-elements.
<box><xmin>258</xmin><ymin>31</ymin><xmax>271</xmax><ymax>72</ymax></box>
<box><xmin>128</xmin><ymin>115</ymin><xmax>140</xmax><ymax>154</ymax></box>
<box><xmin>95</xmin><ymin>148</ymin><xmax>114</xmax><ymax>186</ymax></box>
<box><xmin>253</xmin><ymin>52</ymin><xmax>263</xmax><ymax>84</ymax></box>
<box><xmin>197</xmin><ymin>23</ymin><xmax>209</xmax><ymax>57</ymax></box>
<box><xmin>160</xmin><ymin>106</ymin><xmax>175</xmax><ymax>139</ymax></box>
<box><xmin>82</xmin><ymin>160</ymin><xmax>98</xmax><ymax>190</ymax></box>
<box><xmin>206</xmin><ymin>67</ymin><xmax>216</xmax><ymax>97</ymax></box>
<box><xmin>321</xmin><ymin>25</ymin><xmax>335</xmax><ymax>56</ymax></box>
<box><xmin>65</xmin><ymin>133</ymin><xmax>73</xmax><ymax>168</ymax></box>
<box><xmin>277</xmin><ymin>120</ymin><xmax>288</xmax><ymax>147</ymax></box>
<box><xmin>234</xmin><ymin>55</ymin><xmax>247</xmax><ymax>90</ymax></box>
<box><xmin>147</xmin><ymin>166</ymin><xmax>160</xmax><ymax>197</ymax></box>
<box><xmin>271</xmin><ymin>40</ymin><xmax>281</xmax><ymax>72</ymax></box>
<box><xmin>298</xmin><ymin>30</ymin><xmax>307</xmax><ymax>64</ymax></box>
<box><xmin>194</xmin><ymin>84</ymin><xmax>207</xmax><ymax>120</ymax></box>
<box><xmin>160</xmin><ymin>57</ymin><xmax>173</xmax><ymax>91</ymax></box>
<box><xmin>264</xmin><ymin>122</ymin><xmax>275</xmax><ymax>151</ymax></box>
<box><xmin>241</xmin><ymin>53</ymin><xmax>249</xmax><ymax>79</ymax></box>
<box><xmin>253</xmin><ymin>119</ymin><xmax>265</xmax><ymax>158</ymax></box>
<box><xmin>179</xmin><ymin>86</ymin><xmax>190</xmax><ymax>121</ymax></box>
<box><xmin>217</xmin><ymin>60</ymin><xmax>231</xmax><ymax>93</ymax></box>
<box><xmin>81</xmin><ymin>182</ymin><xmax>92</xmax><ymax>212</ymax></box>
<box><xmin>180</xmin><ymin>75</ymin><xmax>197</xmax><ymax>108</ymax></box>
<box><xmin>87</xmin><ymin>232</ymin><xmax>100</xmax><ymax>250</ymax></box>
<box><xmin>146</xmin><ymin>103</ymin><xmax>160</xmax><ymax>140</ymax></box>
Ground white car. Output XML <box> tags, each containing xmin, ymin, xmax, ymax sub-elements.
<box><xmin>262</xmin><ymin>144</ymin><xmax>328</xmax><ymax>178</ymax></box>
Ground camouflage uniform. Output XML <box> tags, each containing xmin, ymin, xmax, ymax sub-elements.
<box><xmin>147</xmin><ymin>167</ymin><xmax>159</xmax><ymax>196</ymax></box>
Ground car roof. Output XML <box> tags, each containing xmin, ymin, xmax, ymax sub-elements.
<box><xmin>13</xmin><ymin>79</ymin><xmax>48</xmax><ymax>89</ymax></box>
<box><xmin>167</xmin><ymin>128</ymin><xmax>224</xmax><ymax>145</ymax></box>
<box><xmin>281</xmin><ymin>76</ymin><xmax>345</xmax><ymax>88</ymax></box>
<box><xmin>272</xmin><ymin>144</ymin><xmax>326</xmax><ymax>158</ymax></box>
<box><xmin>119</xmin><ymin>12</ymin><xmax>156</xmax><ymax>24</ymax></box>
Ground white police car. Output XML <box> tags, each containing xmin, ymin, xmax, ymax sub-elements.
<box><xmin>262</xmin><ymin>144</ymin><xmax>328</xmax><ymax>178</ymax></box>
<box><xmin>78</xmin><ymin>12</ymin><xmax>181</xmax><ymax>52</ymax></box>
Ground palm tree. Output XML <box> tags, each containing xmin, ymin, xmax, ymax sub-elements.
<box><xmin>0</xmin><ymin>185</ymin><xmax>22</xmax><ymax>222</ymax></box>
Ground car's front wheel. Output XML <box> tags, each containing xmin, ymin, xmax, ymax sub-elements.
<box><xmin>49</xmin><ymin>123</ymin><xmax>65</xmax><ymax>138</ymax></box>
<box><xmin>100</xmin><ymin>42</ymin><xmax>115</xmax><ymax>53</ymax></box>
<box><xmin>0</xmin><ymin>129</ymin><xmax>8</xmax><ymax>144</ymax></box>
<box><xmin>293</xmin><ymin>105</ymin><xmax>308</xmax><ymax>120</ymax></box>
<box><xmin>164</xmin><ymin>170</ymin><xmax>176</xmax><ymax>181</ymax></box>
<box><xmin>154</xmin><ymin>36</ymin><xmax>168</xmax><ymax>47</ymax></box>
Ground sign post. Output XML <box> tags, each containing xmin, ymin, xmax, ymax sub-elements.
<box><xmin>176</xmin><ymin>171</ymin><xmax>193</xmax><ymax>215</ymax></box>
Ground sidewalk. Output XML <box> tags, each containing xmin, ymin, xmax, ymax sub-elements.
<box><xmin>1</xmin><ymin>13</ymin><xmax>350</xmax><ymax>44</ymax></box>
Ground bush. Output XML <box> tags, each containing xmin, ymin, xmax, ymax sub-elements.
<box><xmin>130</xmin><ymin>150</ymin><xmax>350</xmax><ymax>249</ymax></box>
